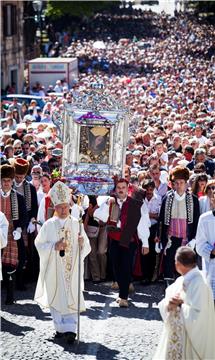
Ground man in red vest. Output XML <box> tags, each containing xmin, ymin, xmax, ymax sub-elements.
<box><xmin>94</xmin><ymin>178</ymin><xmax>150</xmax><ymax>307</ymax></box>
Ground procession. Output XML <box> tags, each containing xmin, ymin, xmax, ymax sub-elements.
<box><xmin>1</xmin><ymin>1</ymin><xmax>215</xmax><ymax>359</ymax></box>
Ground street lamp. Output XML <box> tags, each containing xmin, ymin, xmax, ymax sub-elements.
<box><xmin>32</xmin><ymin>0</ymin><xmax>43</xmax><ymax>55</ymax></box>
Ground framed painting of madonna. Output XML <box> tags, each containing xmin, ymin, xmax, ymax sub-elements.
<box><xmin>79</xmin><ymin>125</ymin><xmax>111</xmax><ymax>164</ymax></box>
<box><xmin>54</xmin><ymin>86</ymin><xmax>129</xmax><ymax>195</ymax></box>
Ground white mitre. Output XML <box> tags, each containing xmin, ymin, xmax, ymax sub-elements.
<box><xmin>49</xmin><ymin>181</ymin><xmax>70</xmax><ymax>206</ymax></box>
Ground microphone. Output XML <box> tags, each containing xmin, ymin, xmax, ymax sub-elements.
<box><xmin>59</xmin><ymin>249</ymin><xmax>65</xmax><ymax>257</ymax></box>
<box><xmin>59</xmin><ymin>234</ymin><xmax>65</xmax><ymax>257</ymax></box>
<box><xmin>59</xmin><ymin>229</ymin><xmax>66</xmax><ymax>257</ymax></box>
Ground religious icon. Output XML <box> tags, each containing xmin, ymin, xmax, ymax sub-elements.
<box><xmin>79</xmin><ymin>126</ymin><xmax>110</xmax><ymax>164</ymax></box>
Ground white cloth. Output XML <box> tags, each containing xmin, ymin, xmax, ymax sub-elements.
<box><xmin>71</xmin><ymin>204</ymin><xmax>83</xmax><ymax>220</ymax></box>
<box><xmin>50</xmin><ymin>306</ymin><xmax>77</xmax><ymax>333</ymax></box>
<box><xmin>34</xmin><ymin>215</ymin><xmax>91</xmax><ymax>316</ymax></box>
<box><xmin>154</xmin><ymin>181</ymin><xmax>168</xmax><ymax>198</ymax></box>
<box><xmin>37</xmin><ymin>196</ymin><xmax>46</xmax><ymax>228</ymax></box>
<box><xmin>199</xmin><ymin>195</ymin><xmax>211</xmax><ymax>214</ymax></box>
<box><xmin>196</xmin><ymin>210</ymin><xmax>215</xmax><ymax>299</ymax></box>
<box><xmin>193</xmin><ymin>135</ymin><xmax>207</xmax><ymax>144</ymax></box>
<box><xmin>153</xmin><ymin>268</ymin><xmax>215</xmax><ymax>359</ymax></box>
<box><xmin>145</xmin><ymin>194</ymin><xmax>161</xmax><ymax>225</ymax></box>
<box><xmin>94</xmin><ymin>198</ymin><xmax>150</xmax><ymax>248</ymax></box>
<box><xmin>0</xmin><ymin>212</ymin><xmax>9</xmax><ymax>280</ymax></box>
<box><xmin>37</xmin><ymin>189</ymin><xmax>45</xmax><ymax>206</ymax></box>
<box><xmin>0</xmin><ymin>190</ymin><xmax>11</xmax><ymax>198</ymax></box>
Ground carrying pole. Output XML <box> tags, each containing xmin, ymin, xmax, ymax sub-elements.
<box><xmin>77</xmin><ymin>209</ymin><xmax>82</xmax><ymax>345</ymax></box>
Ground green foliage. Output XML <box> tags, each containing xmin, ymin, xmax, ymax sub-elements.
<box><xmin>187</xmin><ymin>1</ymin><xmax>215</xmax><ymax>14</ymax></box>
<box><xmin>45</xmin><ymin>1</ymin><xmax>118</xmax><ymax>20</ymax></box>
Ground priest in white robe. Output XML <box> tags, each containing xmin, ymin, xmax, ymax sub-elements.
<box><xmin>34</xmin><ymin>181</ymin><xmax>91</xmax><ymax>344</ymax></box>
<box><xmin>153</xmin><ymin>246</ymin><xmax>215</xmax><ymax>360</ymax></box>
<box><xmin>196</xmin><ymin>210</ymin><xmax>215</xmax><ymax>299</ymax></box>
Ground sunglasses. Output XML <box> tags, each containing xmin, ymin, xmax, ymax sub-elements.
<box><xmin>207</xmin><ymin>186</ymin><xmax>215</xmax><ymax>190</ymax></box>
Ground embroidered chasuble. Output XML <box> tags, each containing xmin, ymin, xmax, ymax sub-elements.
<box><xmin>34</xmin><ymin>215</ymin><xmax>91</xmax><ymax>315</ymax></box>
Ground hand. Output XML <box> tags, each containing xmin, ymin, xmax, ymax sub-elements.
<box><xmin>78</xmin><ymin>234</ymin><xmax>84</xmax><ymax>249</ymax></box>
<box><xmin>167</xmin><ymin>302</ymin><xmax>178</xmax><ymax>312</ymax></box>
<box><xmin>149</xmin><ymin>212</ymin><xmax>158</xmax><ymax>220</ymax></box>
<box><xmin>168</xmin><ymin>294</ymin><xmax>183</xmax><ymax>308</ymax></box>
<box><xmin>55</xmin><ymin>238</ymin><xmax>67</xmax><ymax>251</ymax></box>
<box><xmin>142</xmin><ymin>247</ymin><xmax>149</xmax><ymax>255</ymax></box>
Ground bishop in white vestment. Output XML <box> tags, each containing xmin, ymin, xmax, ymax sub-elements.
<box><xmin>153</xmin><ymin>246</ymin><xmax>215</xmax><ymax>360</ymax></box>
<box><xmin>34</xmin><ymin>181</ymin><xmax>91</xmax><ymax>344</ymax></box>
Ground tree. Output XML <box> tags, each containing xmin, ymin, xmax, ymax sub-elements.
<box><xmin>187</xmin><ymin>1</ymin><xmax>215</xmax><ymax>14</ymax></box>
<box><xmin>45</xmin><ymin>1</ymin><xmax>118</xmax><ymax>20</ymax></box>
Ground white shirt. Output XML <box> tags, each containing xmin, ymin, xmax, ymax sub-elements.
<box><xmin>154</xmin><ymin>181</ymin><xmax>168</xmax><ymax>198</ymax></box>
<box><xmin>145</xmin><ymin>193</ymin><xmax>161</xmax><ymax>225</ymax></box>
<box><xmin>0</xmin><ymin>189</ymin><xmax>11</xmax><ymax>198</ymax></box>
<box><xmin>94</xmin><ymin>197</ymin><xmax>150</xmax><ymax>248</ymax></box>
<box><xmin>193</xmin><ymin>135</ymin><xmax>207</xmax><ymax>145</ymax></box>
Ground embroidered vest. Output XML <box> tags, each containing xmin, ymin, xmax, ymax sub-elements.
<box><xmin>107</xmin><ymin>197</ymin><xmax>142</xmax><ymax>248</ymax></box>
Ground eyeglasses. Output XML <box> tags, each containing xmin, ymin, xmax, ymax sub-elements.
<box><xmin>207</xmin><ymin>186</ymin><xmax>215</xmax><ymax>190</ymax></box>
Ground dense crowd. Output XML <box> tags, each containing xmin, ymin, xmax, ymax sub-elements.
<box><xmin>1</xmin><ymin>6</ymin><xmax>215</xmax><ymax>304</ymax></box>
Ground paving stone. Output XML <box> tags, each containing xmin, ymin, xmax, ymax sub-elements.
<box><xmin>1</xmin><ymin>281</ymin><xmax>164</xmax><ymax>359</ymax></box>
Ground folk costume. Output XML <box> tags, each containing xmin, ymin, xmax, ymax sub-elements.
<box><xmin>196</xmin><ymin>210</ymin><xmax>215</xmax><ymax>299</ymax></box>
<box><xmin>1</xmin><ymin>164</ymin><xmax>27</xmax><ymax>304</ymax></box>
<box><xmin>13</xmin><ymin>158</ymin><xmax>39</xmax><ymax>283</ymax></box>
<box><xmin>34</xmin><ymin>181</ymin><xmax>91</xmax><ymax>337</ymax></box>
<box><xmin>94</xmin><ymin>195</ymin><xmax>150</xmax><ymax>303</ymax></box>
<box><xmin>158</xmin><ymin>167</ymin><xmax>200</xmax><ymax>282</ymax></box>
<box><xmin>153</xmin><ymin>267</ymin><xmax>215</xmax><ymax>360</ymax></box>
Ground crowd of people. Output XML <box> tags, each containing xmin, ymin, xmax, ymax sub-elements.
<box><xmin>1</xmin><ymin>5</ymin><xmax>215</xmax><ymax>353</ymax></box>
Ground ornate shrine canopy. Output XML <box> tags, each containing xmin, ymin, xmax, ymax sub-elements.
<box><xmin>52</xmin><ymin>84</ymin><xmax>129</xmax><ymax>195</ymax></box>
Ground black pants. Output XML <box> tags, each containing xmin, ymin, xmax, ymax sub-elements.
<box><xmin>163</xmin><ymin>236</ymin><xmax>182</xmax><ymax>280</ymax></box>
<box><xmin>2</xmin><ymin>265</ymin><xmax>16</xmax><ymax>303</ymax></box>
<box><xmin>109</xmin><ymin>240</ymin><xmax>136</xmax><ymax>300</ymax></box>
<box><xmin>142</xmin><ymin>224</ymin><xmax>157</xmax><ymax>281</ymax></box>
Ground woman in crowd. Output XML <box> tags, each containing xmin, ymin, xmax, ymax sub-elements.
<box><xmin>191</xmin><ymin>173</ymin><xmax>208</xmax><ymax>198</ymax></box>
<box><xmin>199</xmin><ymin>180</ymin><xmax>215</xmax><ymax>214</ymax></box>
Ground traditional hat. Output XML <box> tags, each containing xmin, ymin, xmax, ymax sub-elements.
<box><xmin>14</xmin><ymin>158</ymin><xmax>29</xmax><ymax>175</ymax></box>
<box><xmin>1</xmin><ymin>164</ymin><xmax>15</xmax><ymax>179</ymax></box>
<box><xmin>49</xmin><ymin>181</ymin><xmax>70</xmax><ymax>206</ymax></box>
<box><xmin>171</xmin><ymin>166</ymin><xmax>190</xmax><ymax>181</ymax></box>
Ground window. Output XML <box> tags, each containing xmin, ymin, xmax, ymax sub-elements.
<box><xmin>3</xmin><ymin>4</ymin><xmax>17</xmax><ymax>36</ymax></box>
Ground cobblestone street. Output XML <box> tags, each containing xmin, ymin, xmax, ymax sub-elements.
<box><xmin>1</xmin><ymin>281</ymin><xmax>164</xmax><ymax>360</ymax></box>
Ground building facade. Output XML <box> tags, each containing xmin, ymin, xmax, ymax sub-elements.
<box><xmin>1</xmin><ymin>1</ymin><xmax>24</xmax><ymax>94</ymax></box>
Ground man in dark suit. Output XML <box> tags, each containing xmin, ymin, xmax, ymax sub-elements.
<box><xmin>13</xmin><ymin>158</ymin><xmax>39</xmax><ymax>285</ymax></box>
<box><xmin>187</xmin><ymin>148</ymin><xmax>215</xmax><ymax>177</ymax></box>
<box><xmin>1</xmin><ymin>164</ymin><xmax>27</xmax><ymax>304</ymax></box>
